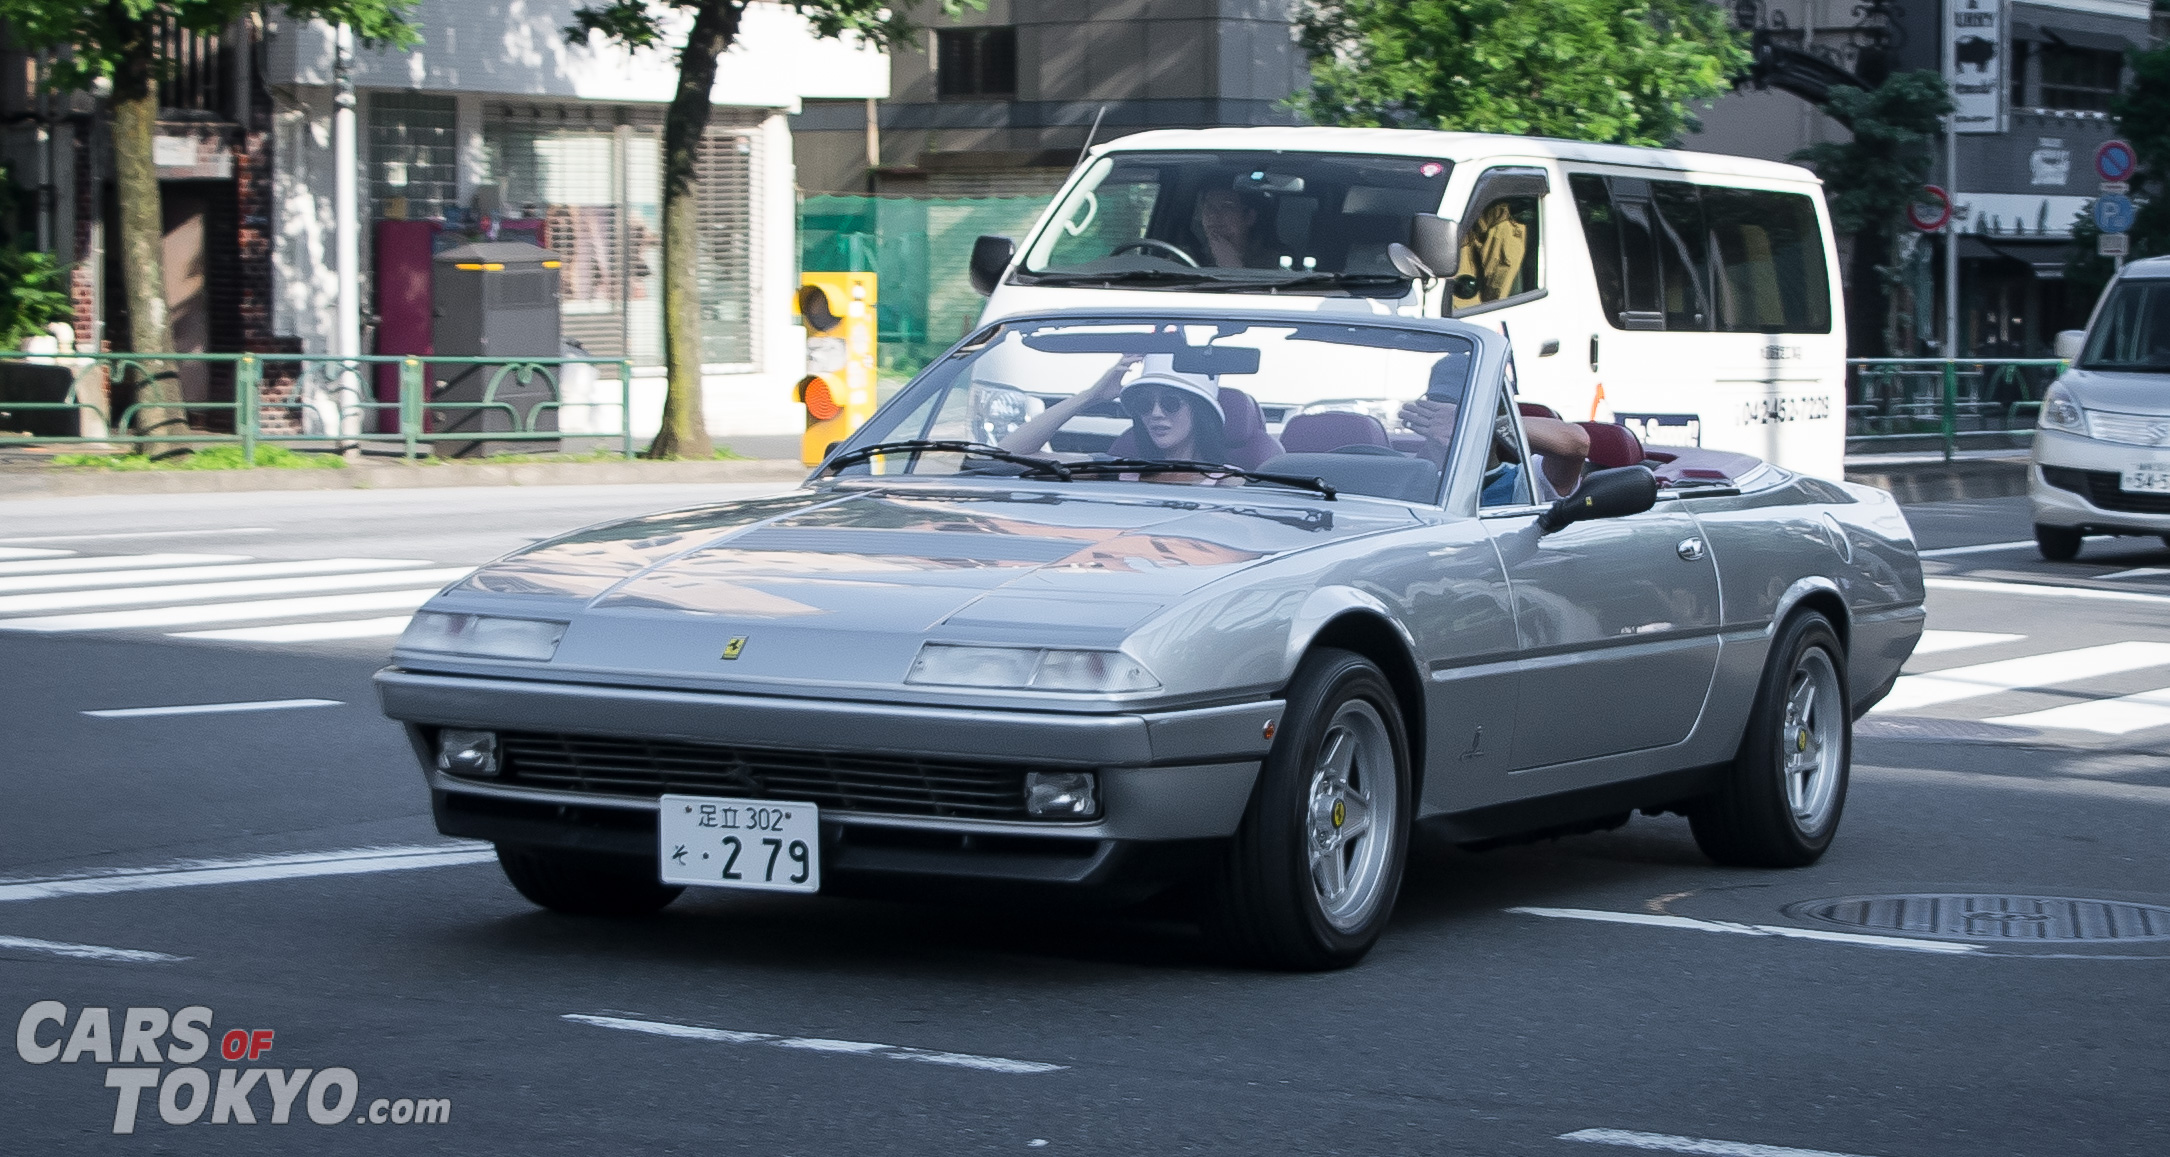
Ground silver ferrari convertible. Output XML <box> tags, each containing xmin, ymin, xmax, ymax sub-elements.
<box><xmin>376</xmin><ymin>309</ymin><xmax>1925</xmax><ymax>969</ymax></box>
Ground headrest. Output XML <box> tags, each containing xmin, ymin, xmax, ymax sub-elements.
<box><xmin>1517</xmin><ymin>401</ymin><xmax>1561</xmax><ymax>420</ymax></box>
<box><xmin>1579</xmin><ymin>421</ymin><xmax>1646</xmax><ymax>470</ymax></box>
<box><xmin>1281</xmin><ymin>412</ymin><xmax>1390</xmax><ymax>454</ymax></box>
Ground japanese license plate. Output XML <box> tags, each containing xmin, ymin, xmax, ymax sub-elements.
<box><xmin>659</xmin><ymin>794</ymin><xmax>820</xmax><ymax>893</ymax></box>
<box><xmin>2121</xmin><ymin>467</ymin><xmax>2170</xmax><ymax>493</ymax></box>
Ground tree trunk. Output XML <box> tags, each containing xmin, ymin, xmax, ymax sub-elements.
<box><xmin>645</xmin><ymin>0</ymin><xmax>739</xmax><ymax>460</ymax></box>
<box><xmin>111</xmin><ymin>22</ymin><xmax>184</xmax><ymax>453</ymax></box>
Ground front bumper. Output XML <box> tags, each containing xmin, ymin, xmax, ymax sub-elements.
<box><xmin>2031</xmin><ymin>430</ymin><xmax>2170</xmax><ymax>532</ymax></box>
<box><xmin>375</xmin><ymin>669</ymin><xmax>1280</xmax><ymax>886</ymax></box>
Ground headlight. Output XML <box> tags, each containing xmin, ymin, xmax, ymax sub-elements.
<box><xmin>2040</xmin><ymin>383</ymin><xmax>2089</xmax><ymax>435</ymax></box>
<box><xmin>906</xmin><ymin>644</ymin><xmax>1159</xmax><ymax>692</ymax></box>
<box><xmin>400</xmin><ymin>612</ymin><xmax>567</xmax><ymax>661</ymax></box>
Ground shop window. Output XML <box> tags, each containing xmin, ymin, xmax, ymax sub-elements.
<box><xmin>368</xmin><ymin>93</ymin><xmax>458</xmax><ymax>223</ymax></box>
<box><xmin>2037</xmin><ymin>42</ymin><xmax>2123</xmax><ymax>113</ymax></box>
<box><xmin>936</xmin><ymin>28</ymin><xmax>1018</xmax><ymax>98</ymax></box>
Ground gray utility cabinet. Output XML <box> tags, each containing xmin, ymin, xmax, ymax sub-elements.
<box><xmin>430</xmin><ymin>241</ymin><xmax>562</xmax><ymax>457</ymax></box>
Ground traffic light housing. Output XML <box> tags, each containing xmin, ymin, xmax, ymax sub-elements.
<box><xmin>795</xmin><ymin>272</ymin><xmax>877</xmax><ymax>465</ymax></box>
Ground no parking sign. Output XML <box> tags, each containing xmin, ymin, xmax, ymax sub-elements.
<box><xmin>2097</xmin><ymin>140</ymin><xmax>2138</xmax><ymax>183</ymax></box>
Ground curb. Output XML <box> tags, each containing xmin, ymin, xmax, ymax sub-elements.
<box><xmin>0</xmin><ymin>458</ymin><xmax>812</xmax><ymax>500</ymax></box>
<box><xmin>1845</xmin><ymin>458</ymin><xmax>2029</xmax><ymax>504</ymax></box>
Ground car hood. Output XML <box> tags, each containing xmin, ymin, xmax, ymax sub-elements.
<box><xmin>2061</xmin><ymin>368</ymin><xmax>2170</xmax><ymax>415</ymax></box>
<box><xmin>435</xmin><ymin>483</ymin><xmax>1409</xmax><ymax>689</ymax></box>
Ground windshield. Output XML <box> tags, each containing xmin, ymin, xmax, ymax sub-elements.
<box><xmin>2083</xmin><ymin>280</ymin><xmax>2170</xmax><ymax>372</ymax></box>
<box><xmin>1018</xmin><ymin>151</ymin><xmax>1451</xmax><ymax>291</ymax></box>
<box><xmin>831</xmin><ymin>317</ymin><xmax>1483</xmax><ymax>504</ymax></box>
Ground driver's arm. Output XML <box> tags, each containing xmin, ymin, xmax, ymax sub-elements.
<box><xmin>997</xmin><ymin>354</ymin><xmax>1140</xmax><ymax>454</ymax></box>
<box><xmin>1524</xmin><ymin>416</ymin><xmax>1590</xmax><ymax>495</ymax></box>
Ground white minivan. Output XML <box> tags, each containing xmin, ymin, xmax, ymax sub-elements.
<box><xmin>969</xmin><ymin>127</ymin><xmax>1847</xmax><ymax>479</ymax></box>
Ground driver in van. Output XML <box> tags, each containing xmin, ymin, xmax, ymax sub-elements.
<box><xmin>1196</xmin><ymin>188</ymin><xmax>1272</xmax><ymax>268</ymax></box>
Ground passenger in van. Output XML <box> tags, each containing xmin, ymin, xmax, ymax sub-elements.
<box><xmin>1398</xmin><ymin>395</ymin><xmax>1588</xmax><ymax>501</ymax></box>
<box><xmin>1452</xmin><ymin>200</ymin><xmax>1530</xmax><ymax>309</ymax></box>
<box><xmin>1195</xmin><ymin>188</ymin><xmax>1273</xmax><ymax>268</ymax></box>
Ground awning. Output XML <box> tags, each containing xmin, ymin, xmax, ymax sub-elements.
<box><xmin>1959</xmin><ymin>235</ymin><xmax>2076</xmax><ymax>279</ymax></box>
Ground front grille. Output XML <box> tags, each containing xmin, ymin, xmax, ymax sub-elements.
<box><xmin>491</xmin><ymin>731</ymin><xmax>1047</xmax><ymax>821</ymax></box>
<box><xmin>2086</xmin><ymin>410</ymin><xmax>2170</xmax><ymax>447</ymax></box>
<box><xmin>2041</xmin><ymin>466</ymin><xmax>2170</xmax><ymax>514</ymax></box>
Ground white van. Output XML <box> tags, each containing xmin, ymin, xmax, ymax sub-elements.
<box><xmin>969</xmin><ymin>127</ymin><xmax>1847</xmax><ymax>479</ymax></box>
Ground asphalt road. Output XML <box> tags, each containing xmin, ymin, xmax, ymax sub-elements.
<box><xmin>2</xmin><ymin>484</ymin><xmax>2166</xmax><ymax>1156</ymax></box>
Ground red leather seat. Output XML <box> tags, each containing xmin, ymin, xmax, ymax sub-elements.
<box><xmin>1107</xmin><ymin>387</ymin><xmax>1285</xmax><ymax>470</ymax></box>
<box><xmin>1518</xmin><ymin>401</ymin><xmax>1561</xmax><ymax>420</ymax></box>
<box><xmin>1280</xmin><ymin>411</ymin><xmax>1390</xmax><ymax>453</ymax></box>
<box><xmin>1578</xmin><ymin>421</ymin><xmax>1646</xmax><ymax>470</ymax></box>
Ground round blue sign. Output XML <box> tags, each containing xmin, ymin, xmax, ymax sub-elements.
<box><xmin>2097</xmin><ymin>140</ymin><xmax>2137</xmax><ymax>182</ymax></box>
<box><xmin>2096</xmin><ymin>193</ymin><xmax>2138</xmax><ymax>233</ymax></box>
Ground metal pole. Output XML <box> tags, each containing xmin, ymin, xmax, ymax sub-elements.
<box><xmin>332</xmin><ymin>24</ymin><xmax>362</xmax><ymax>451</ymax></box>
<box><xmin>238</xmin><ymin>354</ymin><xmax>259</xmax><ymax>466</ymax></box>
<box><xmin>1944</xmin><ymin>114</ymin><xmax>1959</xmax><ymax>363</ymax></box>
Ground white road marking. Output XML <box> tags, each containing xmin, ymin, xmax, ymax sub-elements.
<box><xmin>1917</xmin><ymin>539</ymin><xmax>2035</xmax><ymax>558</ymax></box>
<box><xmin>0</xmin><ymin>565</ymin><xmax>470</xmax><ymax>614</ymax></box>
<box><xmin>563</xmin><ymin>1014</ymin><xmax>1068</xmax><ymax>1075</ymax></box>
<box><xmin>0</xmin><ymin>557</ymin><xmax>432</xmax><ymax>595</ymax></box>
<box><xmin>0</xmin><ymin>552</ymin><xmax>250</xmax><ymax>577</ymax></box>
<box><xmin>1910</xmin><ymin>630</ymin><xmax>2023</xmax><ymax>656</ymax></box>
<box><xmin>1860</xmin><ymin>763</ymin><xmax>2170</xmax><ymax>807</ymax></box>
<box><xmin>1927</xmin><ymin>577</ymin><xmax>2170</xmax><ymax>606</ymax></box>
<box><xmin>1507</xmin><ymin>907</ymin><xmax>1981</xmax><ymax>955</ymax></box>
<box><xmin>0</xmin><ymin>547</ymin><xmax>74</xmax><ymax>559</ymax></box>
<box><xmin>0</xmin><ymin>527</ymin><xmax>273</xmax><ymax>543</ymax></box>
<box><xmin>0</xmin><ymin>843</ymin><xmax>494</xmax><ymax>903</ymax></box>
<box><xmin>0</xmin><ymin>934</ymin><xmax>186</xmax><ymax>964</ymax></box>
<box><xmin>172</xmin><ymin>616</ymin><xmax>415</xmax><ymax>643</ymax></box>
<box><xmin>2097</xmin><ymin>566</ymin><xmax>2170</xmax><ymax>581</ymax></box>
<box><xmin>1872</xmin><ymin>641</ymin><xmax>2170</xmax><ymax>714</ymax></box>
<box><xmin>0</xmin><ymin>587</ymin><xmax>442</xmax><ymax>632</ymax></box>
<box><xmin>1988</xmin><ymin>686</ymin><xmax>2170</xmax><ymax>735</ymax></box>
<box><xmin>83</xmin><ymin>698</ymin><xmax>345</xmax><ymax>719</ymax></box>
<box><xmin>1559</xmin><ymin>1127</ymin><xmax>1887</xmax><ymax>1157</ymax></box>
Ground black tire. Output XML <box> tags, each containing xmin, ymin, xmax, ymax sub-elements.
<box><xmin>2035</xmin><ymin>523</ymin><xmax>2083</xmax><ymax>561</ymax></box>
<box><xmin>497</xmin><ymin>845</ymin><xmax>683</xmax><ymax>917</ymax></box>
<box><xmin>1691</xmin><ymin>612</ymin><xmax>1850</xmax><ymax>868</ymax></box>
<box><xmin>2160</xmin><ymin>534</ymin><xmax>2170</xmax><ymax>551</ymax></box>
<box><xmin>1205</xmin><ymin>648</ymin><xmax>1412</xmax><ymax>970</ymax></box>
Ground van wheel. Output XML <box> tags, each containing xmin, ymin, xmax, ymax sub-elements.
<box><xmin>2035</xmin><ymin>524</ymin><xmax>2082</xmax><ymax>561</ymax></box>
<box><xmin>498</xmin><ymin>845</ymin><xmax>683</xmax><ymax>916</ymax></box>
<box><xmin>1204</xmin><ymin>648</ymin><xmax>1411</xmax><ymax>970</ymax></box>
<box><xmin>1690</xmin><ymin>612</ymin><xmax>1849</xmax><ymax>868</ymax></box>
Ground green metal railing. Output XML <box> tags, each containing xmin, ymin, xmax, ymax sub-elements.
<box><xmin>0</xmin><ymin>351</ymin><xmax>640</xmax><ymax>463</ymax></box>
<box><xmin>1846</xmin><ymin>357</ymin><xmax>2067</xmax><ymax>462</ymax></box>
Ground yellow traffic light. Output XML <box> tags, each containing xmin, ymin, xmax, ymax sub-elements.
<box><xmin>795</xmin><ymin>272</ymin><xmax>876</xmax><ymax>465</ymax></box>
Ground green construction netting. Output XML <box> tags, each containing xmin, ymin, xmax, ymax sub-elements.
<box><xmin>800</xmin><ymin>195</ymin><xmax>1048</xmax><ymax>384</ymax></box>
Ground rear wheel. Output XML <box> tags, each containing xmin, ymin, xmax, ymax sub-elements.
<box><xmin>497</xmin><ymin>845</ymin><xmax>683</xmax><ymax>916</ymax></box>
<box><xmin>2035</xmin><ymin>523</ymin><xmax>2083</xmax><ymax>561</ymax></box>
<box><xmin>1690</xmin><ymin>612</ymin><xmax>1849</xmax><ymax>868</ymax></box>
<box><xmin>1205</xmin><ymin>648</ymin><xmax>1411</xmax><ymax>970</ymax></box>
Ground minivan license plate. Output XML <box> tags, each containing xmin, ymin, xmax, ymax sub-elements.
<box><xmin>2121</xmin><ymin>467</ymin><xmax>2170</xmax><ymax>493</ymax></box>
<box><xmin>659</xmin><ymin>794</ymin><xmax>820</xmax><ymax>893</ymax></box>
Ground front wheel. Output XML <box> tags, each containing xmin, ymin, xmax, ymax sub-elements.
<box><xmin>1690</xmin><ymin>612</ymin><xmax>1850</xmax><ymax>868</ymax></box>
<box><xmin>497</xmin><ymin>845</ymin><xmax>683</xmax><ymax>916</ymax></box>
<box><xmin>2036</xmin><ymin>523</ymin><xmax>2083</xmax><ymax>561</ymax></box>
<box><xmin>1205</xmin><ymin>649</ymin><xmax>1411</xmax><ymax>970</ymax></box>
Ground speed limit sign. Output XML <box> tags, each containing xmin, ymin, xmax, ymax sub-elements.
<box><xmin>1908</xmin><ymin>185</ymin><xmax>1953</xmax><ymax>232</ymax></box>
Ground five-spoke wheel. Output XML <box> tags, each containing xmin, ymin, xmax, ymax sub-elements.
<box><xmin>1691</xmin><ymin>611</ymin><xmax>1851</xmax><ymax>867</ymax></box>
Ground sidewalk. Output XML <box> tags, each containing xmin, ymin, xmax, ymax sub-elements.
<box><xmin>1843</xmin><ymin>450</ymin><xmax>2029</xmax><ymax>504</ymax></box>
<box><xmin>0</xmin><ymin>453</ymin><xmax>810</xmax><ymax>500</ymax></box>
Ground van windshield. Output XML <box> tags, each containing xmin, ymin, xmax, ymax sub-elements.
<box><xmin>2082</xmin><ymin>280</ymin><xmax>2170</xmax><ymax>372</ymax></box>
<box><xmin>1016</xmin><ymin>151</ymin><xmax>1451</xmax><ymax>294</ymax></box>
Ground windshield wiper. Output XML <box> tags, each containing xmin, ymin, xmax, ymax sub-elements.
<box><xmin>1018</xmin><ymin>268</ymin><xmax>1240</xmax><ymax>287</ymax></box>
<box><xmin>1028</xmin><ymin>457</ymin><xmax>1336</xmax><ymax>499</ymax></box>
<box><xmin>1186</xmin><ymin>271</ymin><xmax>1411</xmax><ymax>293</ymax></box>
<box><xmin>822</xmin><ymin>440</ymin><xmax>1072</xmax><ymax>481</ymax></box>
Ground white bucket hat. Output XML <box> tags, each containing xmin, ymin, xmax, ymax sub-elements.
<box><xmin>1119</xmin><ymin>354</ymin><xmax>1224</xmax><ymax>425</ymax></box>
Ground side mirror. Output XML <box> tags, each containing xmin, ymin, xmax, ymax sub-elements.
<box><xmin>969</xmin><ymin>235</ymin><xmax>1015</xmax><ymax>296</ymax></box>
<box><xmin>1536</xmin><ymin>466</ymin><xmax>1658</xmax><ymax>534</ymax></box>
<box><xmin>1409</xmin><ymin>214</ymin><xmax>1457</xmax><ymax>278</ymax></box>
<box><xmin>2053</xmin><ymin>329</ymin><xmax>2086</xmax><ymax>361</ymax></box>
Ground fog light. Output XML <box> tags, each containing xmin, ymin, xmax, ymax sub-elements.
<box><xmin>436</xmin><ymin>729</ymin><xmax>498</xmax><ymax>777</ymax></box>
<box><xmin>1024</xmin><ymin>770</ymin><xmax>1098</xmax><ymax>818</ymax></box>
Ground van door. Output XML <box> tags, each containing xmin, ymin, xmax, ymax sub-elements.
<box><xmin>1447</xmin><ymin>166</ymin><xmax>1586</xmax><ymax>404</ymax></box>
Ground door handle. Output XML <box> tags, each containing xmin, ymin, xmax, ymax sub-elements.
<box><xmin>1677</xmin><ymin>537</ymin><xmax>1705</xmax><ymax>561</ymax></box>
<box><xmin>1538</xmin><ymin>338</ymin><xmax>1560</xmax><ymax>357</ymax></box>
<box><xmin>1589</xmin><ymin>335</ymin><xmax>1599</xmax><ymax>372</ymax></box>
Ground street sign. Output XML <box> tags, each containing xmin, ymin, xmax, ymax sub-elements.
<box><xmin>2101</xmin><ymin>181</ymin><xmax>2130</xmax><ymax>195</ymax></box>
<box><xmin>2097</xmin><ymin>140</ymin><xmax>2138</xmax><ymax>183</ymax></box>
<box><xmin>2095</xmin><ymin>193</ymin><xmax>2137</xmax><ymax>234</ymax></box>
<box><xmin>2101</xmin><ymin>232</ymin><xmax>2130</xmax><ymax>257</ymax></box>
<box><xmin>1907</xmin><ymin>185</ymin><xmax>1954</xmax><ymax>232</ymax></box>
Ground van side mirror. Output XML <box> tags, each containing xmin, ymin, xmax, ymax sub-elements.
<box><xmin>1409</xmin><ymin>214</ymin><xmax>1457</xmax><ymax>278</ymax></box>
<box><xmin>969</xmin><ymin>235</ymin><xmax>1015</xmax><ymax>296</ymax></box>
<box><xmin>1536</xmin><ymin>466</ymin><xmax>1658</xmax><ymax>533</ymax></box>
<box><xmin>2053</xmin><ymin>329</ymin><xmax>2086</xmax><ymax>361</ymax></box>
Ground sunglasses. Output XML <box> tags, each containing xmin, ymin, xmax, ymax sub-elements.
<box><xmin>1122</xmin><ymin>387</ymin><xmax>1195</xmax><ymax>419</ymax></box>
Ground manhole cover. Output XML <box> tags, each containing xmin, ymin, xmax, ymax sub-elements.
<box><xmin>1788</xmin><ymin>894</ymin><xmax>2170</xmax><ymax>943</ymax></box>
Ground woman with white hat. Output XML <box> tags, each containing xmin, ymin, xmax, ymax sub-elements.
<box><xmin>998</xmin><ymin>353</ymin><xmax>1232</xmax><ymax>472</ymax></box>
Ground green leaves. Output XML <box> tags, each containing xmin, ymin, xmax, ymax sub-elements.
<box><xmin>0</xmin><ymin>0</ymin><xmax>418</xmax><ymax>90</ymax></box>
<box><xmin>563</xmin><ymin>0</ymin><xmax>982</xmax><ymax>55</ymax></box>
<box><xmin>1789</xmin><ymin>71</ymin><xmax>1952</xmax><ymax>238</ymax></box>
<box><xmin>1295</xmin><ymin>0</ymin><xmax>1750</xmax><ymax>146</ymax></box>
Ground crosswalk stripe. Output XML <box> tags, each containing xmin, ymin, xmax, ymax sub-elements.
<box><xmin>0</xmin><ymin>566</ymin><xmax>470</xmax><ymax>615</ymax></box>
<box><xmin>1912</xmin><ymin>630</ymin><xmax>2024</xmax><ymax>656</ymax></box>
<box><xmin>0</xmin><ymin>557</ymin><xmax>432</xmax><ymax>595</ymax></box>
<box><xmin>0</xmin><ymin>588</ymin><xmax>441</xmax><ymax>633</ymax></box>
<box><xmin>172</xmin><ymin>616</ymin><xmax>416</xmax><ymax>643</ymax></box>
<box><xmin>1988</xmin><ymin>687</ymin><xmax>2170</xmax><ymax>735</ymax></box>
<box><xmin>1871</xmin><ymin>641</ymin><xmax>2170</xmax><ymax>715</ymax></box>
<box><xmin>0</xmin><ymin>552</ymin><xmax>249</xmax><ymax>577</ymax></box>
<box><xmin>0</xmin><ymin>547</ymin><xmax>74</xmax><ymax>560</ymax></box>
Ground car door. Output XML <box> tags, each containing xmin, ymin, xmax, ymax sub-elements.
<box><xmin>1477</xmin><ymin>393</ymin><xmax>1723</xmax><ymax>772</ymax></box>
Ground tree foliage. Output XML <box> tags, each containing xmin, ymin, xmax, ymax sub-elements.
<box><xmin>1293</xmin><ymin>0</ymin><xmax>1751</xmax><ymax>146</ymax></box>
<box><xmin>1789</xmin><ymin>71</ymin><xmax>1953</xmax><ymax>237</ymax></box>
<box><xmin>2066</xmin><ymin>40</ymin><xmax>2170</xmax><ymax>300</ymax></box>
<box><xmin>0</xmin><ymin>165</ymin><xmax>71</xmax><ymax>350</ymax></box>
